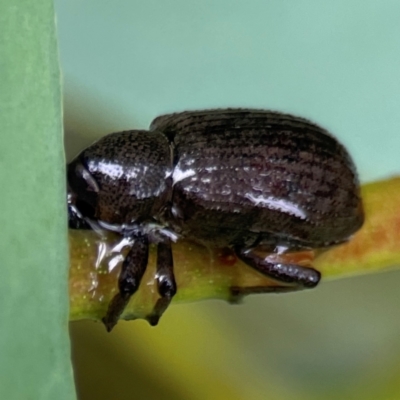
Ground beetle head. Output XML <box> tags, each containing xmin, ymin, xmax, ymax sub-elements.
<box><xmin>67</xmin><ymin>156</ymin><xmax>100</xmax><ymax>224</ymax></box>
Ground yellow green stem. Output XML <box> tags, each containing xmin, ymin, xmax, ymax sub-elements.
<box><xmin>69</xmin><ymin>177</ymin><xmax>400</xmax><ymax>322</ymax></box>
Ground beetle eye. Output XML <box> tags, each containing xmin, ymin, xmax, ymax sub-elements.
<box><xmin>75</xmin><ymin>199</ymin><xmax>96</xmax><ymax>219</ymax></box>
<box><xmin>67</xmin><ymin>157</ymin><xmax>99</xmax><ymax>215</ymax></box>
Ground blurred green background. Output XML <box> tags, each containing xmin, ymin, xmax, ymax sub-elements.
<box><xmin>55</xmin><ymin>1</ymin><xmax>400</xmax><ymax>399</ymax></box>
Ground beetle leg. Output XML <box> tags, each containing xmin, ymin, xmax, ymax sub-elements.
<box><xmin>102</xmin><ymin>234</ymin><xmax>149</xmax><ymax>332</ymax></box>
<box><xmin>234</xmin><ymin>246</ymin><xmax>321</xmax><ymax>295</ymax></box>
<box><xmin>146</xmin><ymin>240</ymin><xmax>177</xmax><ymax>326</ymax></box>
<box><xmin>67</xmin><ymin>203</ymin><xmax>92</xmax><ymax>229</ymax></box>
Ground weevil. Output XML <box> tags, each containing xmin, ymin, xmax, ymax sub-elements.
<box><xmin>67</xmin><ymin>109</ymin><xmax>364</xmax><ymax>331</ymax></box>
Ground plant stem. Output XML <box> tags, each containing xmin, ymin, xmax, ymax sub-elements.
<box><xmin>69</xmin><ymin>177</ymin><xmax>400</xmax><ymax>323</ymax></box>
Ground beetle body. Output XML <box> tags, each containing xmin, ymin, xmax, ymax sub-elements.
<box><xmin>67</xmin><ymin>109</ymin><xmax>364</xmax><ymax>330</ymax></box>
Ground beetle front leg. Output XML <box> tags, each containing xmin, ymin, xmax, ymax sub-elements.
<box><xmin>67</xmin><ymin>203</ymin><xmax>92</xmax><ymax>230</ymax></box>
<box><xmin>234</xmin><ymin>246</ymin><xmax>321</xmax><ymax>301</ymax></box>
<box><xmin>146</xmin><ymin>240</ymin><xmax>177</xmax><ymax>326</ymax></box>
<box><xmin>102</xmin><ymin>234</ymin><xmax>149</xmax><ymax>332</ymax></box>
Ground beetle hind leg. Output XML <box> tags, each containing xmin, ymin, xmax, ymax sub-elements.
<box><xmin>102</xmin><ymin>234</ymin><xmax>149</xmax><ymax>332</ymax></box>
<box><xmin>146</xmin><ymin>240</ymin><xmax>177</xmax><ymax>326</ymax></box>
<box><xmin>232</xmin><ymin>246</ymin><xmax>321</xmax><ymax>302</ymax></box>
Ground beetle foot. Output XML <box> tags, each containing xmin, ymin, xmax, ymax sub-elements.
<box><xmin>146</xmin><ymin>241</ymin><xmax>177</xmax><ymax>326</ymax></box>
<box><xmin>102</xmin><ymin>234</ymin><xmax>149</xmax><ymax>332</ymax></box>
<box><xmin>235</xmin><ymin>246</ymin><xmax>321</xmax><ymax>289</ymax></box>
<box><xmin>146</xmin><ymin>293</ymin><xmax>175</xmax><ymax>326</ymax></box>
<box><xmin>102</xmin><ymin>293</ymin><xmax>131</xmax><ymax>332</ymax></box>
<box><xmin>146</xmin><ymin>288</ymin><xmax>176</xmax><ymax>326</ymax></box>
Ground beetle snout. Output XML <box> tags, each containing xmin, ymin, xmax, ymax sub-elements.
<box><xmin>66</xmin><ymin>158</ymin><xmax>101</xmax><ymax>225</ymax></box>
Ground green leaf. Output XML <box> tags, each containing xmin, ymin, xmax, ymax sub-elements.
<box><xmin>0</xmin><ymin>2</ymin><xmax>76</xmax><ymax>399</ymax></box>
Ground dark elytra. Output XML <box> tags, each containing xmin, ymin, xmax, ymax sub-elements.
<box><xmin>67</xmin><ymin>109</ymin><xmax>364</xmax><ymax>330</ymax></box>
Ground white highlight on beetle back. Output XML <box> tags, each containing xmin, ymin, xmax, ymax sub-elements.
<box><xmin>172</xmin><ymin>165</ymin><xmax>196</xmax><ymax>184</ymax></box>
<box><xmin>90</xmin><ymin>160</ymin><xmax>143</xmax><ymax>181</ymax></box>
<box><xmin>245</xmin><ymin>193</ymin><xmax>306</xmax><ymax>219</ymax></box>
